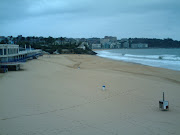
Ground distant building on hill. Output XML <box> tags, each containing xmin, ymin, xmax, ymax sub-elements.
<box><xmin>120</xmin><ymin>38</ymin><xmax>130</xmax><ymax>48</ymax></box>
<box><xmin>87</xmin><ymin>38</ymin><xmax>100</xmax><ymax>44</ymax></box>
<box><xmin>104</xmin><ymin>36</ymin><xmax>117</xmax><ymax>43</ymax></box>
<box><xmin>77</xmin><ymin>42</ymin><xmax>87</xmax><ymax>50</ymax></box>
<box><xmin>92</xmin><ymin>44</ymin><xmax>102</xmax><ymax>49</ymax></box>
<box><xmin>100</xmin><ymin>38</ymin><xmax>110</xmax><ymax>48</ymax></box>
<box><xmin>110</xmin><ymin>43</ymin><xmax>119</xmax><ymax>48</ymax></box>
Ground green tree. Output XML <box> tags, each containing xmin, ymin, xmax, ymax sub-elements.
<box><xmin>60</xmin><ymin>37</ymin><xmax>65</xmax><ymax>45</ymax></box>
<box><xmin>47</xmin><ymin>36</ymin><xmax>54</xmax><ymax>45</ymax></box>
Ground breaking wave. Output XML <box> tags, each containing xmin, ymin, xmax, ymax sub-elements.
<box><xmin>95</xmin><ymin>49</ymin><xmax>180</xmax><ymax>71</ymax></box>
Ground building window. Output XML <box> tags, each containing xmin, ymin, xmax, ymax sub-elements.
<box><xmin>4</xmin><ymin>49</ymin><xmax>7</xmax><ymax>55</ymax></box>
<box><xmin>0</xmin><ymin>49</ymin><xmax>2</xmax><ymax>55</ymax></box>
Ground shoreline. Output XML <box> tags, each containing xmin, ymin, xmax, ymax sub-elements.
<box><xmin>96</xmin><ymin>54</ymin><xmax>180</xmax><ymax>72</ymax></box>
<box><xmin>94</xmin><ymin>49</ymin><xmax>180</xmax><ymax>72</ymax></box>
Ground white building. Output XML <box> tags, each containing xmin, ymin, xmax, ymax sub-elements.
<box><xmin>77</xmin><ymin>42</ymin><xmax>88</xmax><ymax>50</ymax></box>
<box><xmin>0</xmin><ymin>44</ymin><xmax>19</xmax><ymax>62</ymax></box>
<box><xmin>104</xmin><ymin>36</ymin><xmax>117</xmax><ymax>43</ymax></box>
<box><xmin>92</xmin><ymin>44</ymin><xmax>102</xmax><ymax>49</ymax></box>
<box><xmin>100</xmin><ymin>38</ymin><xmax>110</xmax><ymax>48</ymax></box>
<box><xmin>0</xmin><ymin>44</ymin><xmax>42</xmax><ymax>72</ymax></box>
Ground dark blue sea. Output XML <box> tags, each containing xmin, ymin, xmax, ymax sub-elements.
<box><xmin>95</xmin><ymin>48</ymin><xmax>180</xmax><ymax>71</ymax></box>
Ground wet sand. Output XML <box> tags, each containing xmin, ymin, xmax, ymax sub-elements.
<box><xmin>0</xmin><ymin>54</ymin><xmax>180</xmax><ymax>135</ymax></box>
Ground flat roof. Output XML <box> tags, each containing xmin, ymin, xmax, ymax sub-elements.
<box><xmin>0</xmin><ymin>49</ymin><xmax>42</xmax><ymax>57</ymax></box>
<box><xmin>0</xmin><ymin>44</ymin><xmax>19</xmax><ymax>48</ymax></box>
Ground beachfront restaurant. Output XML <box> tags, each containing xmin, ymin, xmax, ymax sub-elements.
<box><xmin>0</xmin><ymin>44</ymin><xmax>18</xmax><ymax>62</ymax></box>
<box><xmin>0</xmin><ymin>44</ymin><xmax>27</xmax><ymax>72</ymax></box>
<box><xmin>0</xmin><ymin>44</ymin><xmax>43</xmax><ymax>72</ymax></box>
<box><xmin>0</xmin><ymin>44</ymin><xmax>27</xmax><ymax>63</ymax></box>
<box><xmin>0</xmin><ymin>44</ymin><xmax>43</xmax><ymax>63</ymax></box>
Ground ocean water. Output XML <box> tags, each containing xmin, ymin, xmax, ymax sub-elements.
<box><xmin>95</xmin><ymin>48</ymin><xmax>180</xmax><ymax>71</ymax></box>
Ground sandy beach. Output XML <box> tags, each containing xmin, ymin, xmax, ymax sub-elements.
<box><xmin>0</xmin><ymin>54</ymin><xmax>180</xmax><ymax>135</ymax></box>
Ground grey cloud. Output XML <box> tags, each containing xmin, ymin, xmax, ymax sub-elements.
<box><xmin>0</xmin><ymin>0</ymin><xmax>29</xmax><ymax>22</ymax></box>
<box><xmin>90</xmin><ymin>0</ymin><xmax>180</xmax><ymax>15</ymax></box>
<box><xmin>0</xmin><ymin>0</ymin><xmax>92</xmax><ymax>22</ymax></box>
<box><xmin>0</xmin><ymin>0</ymin><xmax>180</xmax><ymax>40</ymax></box>
<box><xmin>1</xmin><ymin>0</ymin><xmax>180</xmax><ymax>22</ymax></box>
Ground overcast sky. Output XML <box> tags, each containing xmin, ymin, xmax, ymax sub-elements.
<box><xmin>0</xmin><ymin>0</ymin><xmax>180</xmax><ymax>40</ymax></box>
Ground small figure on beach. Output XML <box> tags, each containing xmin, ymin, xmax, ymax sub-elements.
<box><xmin>102</xmin><ymin>85</ymin><xmax>106</xmax><ymax>90</ymax></box>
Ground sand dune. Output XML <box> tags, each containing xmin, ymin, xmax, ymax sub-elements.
<box><xmin>0</xmin><ymin>54</ymin><xmax>180</xmax><ymax>135</ymax></box>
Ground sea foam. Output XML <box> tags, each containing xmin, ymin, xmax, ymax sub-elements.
<box><xmin>95</xmin><ymin>49</ymin><xmax>180</xmax><ymax>71</ymax></box>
